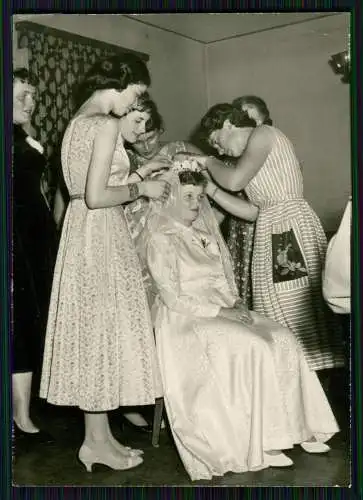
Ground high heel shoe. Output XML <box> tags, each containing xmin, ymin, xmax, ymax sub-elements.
<box><xmin>124</xmin><ymin>446</ymin><xmax>144</xmax><ymax>456</ymax></box>
<box><xmin>120</xmin><ymin>415</ymin><xmax>153</xmax><ymax>434</ymax></box>
<box><xmin>301</xmin><ymin>441</ymin><xmax>330</xmax><ymax>454</ymax></box>
<box><xmin>13</xmin><ymin>423</ymin><xmax>54</xmax><ymax>444</ymax></box>
<box><xmin>78</xmin><ymin>444</ymin><xmax>143</xmax><ymax>472</ymax></box>
<box><xmin>264</xmin><ymin>451</ymin><xmax>293</xmax><ymax>467</ymax></box>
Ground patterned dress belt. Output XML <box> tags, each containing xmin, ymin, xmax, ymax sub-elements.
<box><xmin>259</xmin><ymin>196</ymin><xmax>304</xmax><ymax>210</ymax></box>
<box><xmin>69</xmin><ymin>194</ymin><xmax>84</xmax><ymax>201</ymax></box>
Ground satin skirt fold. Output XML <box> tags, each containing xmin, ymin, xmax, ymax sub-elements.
<box><xmin>154</xmin><ymin>308</ymin><xmax>339</xmax><ymax>481</ymax></box>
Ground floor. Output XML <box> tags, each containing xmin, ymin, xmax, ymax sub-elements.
<box><xmin>12</xmin><ymin>369</ymin><xmax>350</xmax><ymax>487</ymax></box>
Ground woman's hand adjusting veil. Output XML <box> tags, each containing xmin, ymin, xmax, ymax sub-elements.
<box><xmin>140</xmin><ymin>179</ymin><xmax>171</xmax><ymax>202</ymax></box>
<box><xmin>173</xmin><ymin>152</ymin><xmax>210</xmax><ymax>170</ymax></box>
<box><xmin>139</xmin><ymin>156</ymin><xmax>172</xmax><ymax>179</ymax></box>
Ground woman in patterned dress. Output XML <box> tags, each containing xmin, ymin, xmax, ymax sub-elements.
<box><xmin>126</xmin><ymin>98</ymin><xmax>204</xmax><ymax>175</ymax></box>
<box><xmin>217</xmin><ymin>156</ymin><xmax>255</xmax><ymax>308</ymax></box>
<box><xmin>175</xmin><ymin>103</ymin><xmax>344</xmax><ymax>376</ymax></box>
<box><xmin>221</xmin><ymin>96</ymin><xmax>272</xmax><ymax>307</ymax></box>
<box><xmin>39</xmin><ymin>55</ymin><xmax>171</xmax><ymax>472</ymax></box>
<box><xmin>196</xmin><ymin>95</ymin><xmax>272</xmax><ymax>308</ymax></box>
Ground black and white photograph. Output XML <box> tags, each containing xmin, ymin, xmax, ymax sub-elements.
<box><xmin>11</xmin><ymin>12</ymin><xmax>351</xmax><ymax>487</ymax></box>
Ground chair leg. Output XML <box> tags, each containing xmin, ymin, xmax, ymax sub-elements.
<box><xmin>152</xmin><ymin>397</ymin><xmax>164</xmax><ymax>447</ymax></box>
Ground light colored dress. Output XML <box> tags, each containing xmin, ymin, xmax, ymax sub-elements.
<box><xmin>245</xmin><ymin>125</ymin><xmax>344</xmax><ymax>371</ymax></box>
<box><xmin>146</xmin><ymin>216</ymin><xmax>339</xmax><ymax>481</ymax></box>
<box><xmin>40</xmin><ymin>115</ymin><xmax>162</xmax><ymax>411</ymax></box>
<box><xmin>125</xmin><ymin>140</ymin><xmax>192</xmax><ymax>308</ymax></box>
<box><xmin>323</xmin><ymin>199</ymin><xmax>351</xmax><ymax>315</ymax></box>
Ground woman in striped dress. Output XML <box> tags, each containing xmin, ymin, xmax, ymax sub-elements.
<box><xmin>175</xmin><ymin>103</ymin><xmax>344</xmax><ymax>373</ymax></box>
<box><xmin>220</xmin><ymin>96</ymin><xmax>273</xmax><ymax>307</ymax></box>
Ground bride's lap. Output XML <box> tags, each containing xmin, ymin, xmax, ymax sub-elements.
<box><xmin>195</xmin><ymin>315</ymin><xmax>274</xmax><ymax>350</ymax></box>
<box><xmin>194</xmin><ymin>312</ymin><xmax>299</xmax><ymax>358</ymax></box>
<box><xmin>249</xmin><ymin>312</ymin><xmax>300</xmax><ymax>344</ymax></box>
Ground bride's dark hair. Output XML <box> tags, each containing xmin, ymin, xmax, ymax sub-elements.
<box><xmin>179</xmin><ymin>170</ymin><xmax>207</xmax><ymax>187</ymax></box>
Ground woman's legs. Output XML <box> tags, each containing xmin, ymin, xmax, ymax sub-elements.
<box><xmin>80</xmin><ymin>412</ymin><xmax>143</xmax><ymax>471</ymax></box>
<box><xmin>13</xmin><ymin>371</ymin><xmax>39</xmax><ymax>433</ymax></box>
<box><xmin>123</xmin><ymin>412</ymin><xmax>149</xmax><ymax>427</ymax></box>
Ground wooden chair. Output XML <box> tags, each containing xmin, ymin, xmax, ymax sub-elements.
<box><xmin>151</xmin><ymin>396</ymin><xmax>165</xmax><ymax>447</ymax></box>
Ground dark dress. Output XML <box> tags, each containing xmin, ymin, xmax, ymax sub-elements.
<box><xmin>219</xmin><ymin>158</ymin><xmax>255</xmax><ymax>309</ymax></box>
<box><xmin>13</xmin><ymin>125</ymin><xmax>58</xmax><ymax>374</ymax></box>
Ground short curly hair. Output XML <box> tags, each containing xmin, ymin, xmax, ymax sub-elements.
<box><xmin>200</xmin><ymin>103</ymin><xmax>256</xmax><ymax>143</ymax></box>
<box><xmin>72</xmin><ymin>53</ymin><xmax>151</xmax><ymax>110</ymax></box>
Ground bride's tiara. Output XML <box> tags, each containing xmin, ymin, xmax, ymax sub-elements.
<box><xmin>171</xmin><ymin>158</ymin><xmax>202</xmax><ymax>174</ymax></box>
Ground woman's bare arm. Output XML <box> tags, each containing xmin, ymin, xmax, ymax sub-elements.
<box><xmin>85</xmin><ymin>119</ymin><xmax>148</xmax><ymax>209</ymax></box>
<box><xmin>53</xmin><ymin>186</ymin><xmax>66</xmax><ymax>229</ymax></box>
<box><xmin>206</xmin><ymin>127</ymin><xmax>272</xmax><ymax>192</ymax></box>
<box><xmin>206</xmin><ymin>181</ymin><xmax>258</xmax><ymax>221</ymax></box>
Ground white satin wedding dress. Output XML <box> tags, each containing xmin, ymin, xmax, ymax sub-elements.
<box><xmin>146</xmin><ymin>216</ymin><xmax>339</xmax><ymax>481</ymax></box>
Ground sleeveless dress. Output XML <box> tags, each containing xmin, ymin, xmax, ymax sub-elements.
<box><xmin>245</xmin><ymin>126</ymin><xmax>344</xmax><ymax>371</ymax></box>
<box><xmin>40</xmin><ymin>115</ymin><xmax>162</xmax><ymax>411</ymax></box>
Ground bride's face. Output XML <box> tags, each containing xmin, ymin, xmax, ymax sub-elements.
<box><xmin>174</xmin><ymin>184</ymin><xmax>205</xmax><ymax>226</ymax></box>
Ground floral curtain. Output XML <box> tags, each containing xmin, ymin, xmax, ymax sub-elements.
<box><xmin>17</xmin><ymin>23</ymin><xmax>148</xmax><ymax>160</ymax></box>
<box><xmin>16</xmin><ymin>22</ymin><xmax>148</xmax><ymax>205</ymax></box>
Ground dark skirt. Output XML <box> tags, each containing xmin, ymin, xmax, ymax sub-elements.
<box><xmin>13</xmin><ymin>125</ymin><xmax>59</xmax><ymax>374</ymax></box>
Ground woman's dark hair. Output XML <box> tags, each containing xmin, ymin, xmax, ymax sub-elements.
<box><xmin>178</xmin><ymin>170</ymin><xmax>207</xmax><ymax>187</ymax></box>
<box><xmin>200</xmin><ymin>103</ymin><xmax>256</xmax><ymax>145</ymax></box>
<box><xmin>13</xmin><ymin>67</ymin><xmax>38</xmax><ymax>87</ymax></box>
<box><xmin>232</xmin><ymin>95</ymin><xmax>273</xmax><ymax>125</ymax></box>
<box><xmin>134</xmin><ymin>93</ymin><xmax>164</xmax><ymax>133</ymax></box>
<box><xmin>72</xmin><ymin>54</ymin><xmax>151</xmax><ymax>110</ymax></box>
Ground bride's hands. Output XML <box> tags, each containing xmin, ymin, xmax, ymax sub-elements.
<box><xmin>234</xmin><ymin>301</ymin><xmax>253</xmax><ymax>324</ymax></box>
<box><xmin>218</xmin><ymin>305</ymin><xmax>253</xmax><ymax>325</ymax></box>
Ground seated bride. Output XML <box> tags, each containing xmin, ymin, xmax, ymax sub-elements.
<box><xmin>137</xmin><ymin>158</ymin><xmax>339</xmax><ymax>481</ymax></box>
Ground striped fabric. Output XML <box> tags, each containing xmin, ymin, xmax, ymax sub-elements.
<box><xmin>245</xmin><ymin>126</ymin><xmax>344</xmax><ymax>371</ymax></box>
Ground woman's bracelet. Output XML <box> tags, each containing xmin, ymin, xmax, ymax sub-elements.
<box><xmin>135</xmin><ymin>170</ymin><xmax>144</xmax><ymax>181</ymax></box>
<box><xmin>199</xmin><ymin>155</ymin><xmax>213</xmax><ymax>169</ymax></box>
